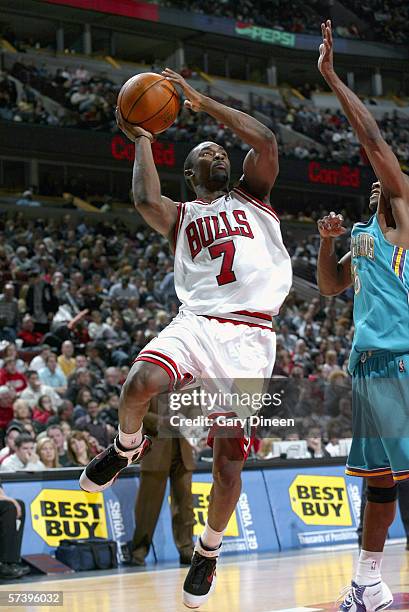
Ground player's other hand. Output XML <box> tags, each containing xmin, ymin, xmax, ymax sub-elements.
<box><xmin>318</xmin><ymin>19</ymin><xmax>334</xmax><ymax>77</ymax></box>
<box><xmin>115</xmin><ymin>107</ymin><xmax>154</xmax><ymax>142</ymax></box>
<box><xmin>317</xmin><ymin>212</ymin><xmax>347</xmax><ymax>238</ymax></box>
<box><xmin>162</xmin><ymin>68</ymin><xmax>204</xmax><ymax>112</ymax></box>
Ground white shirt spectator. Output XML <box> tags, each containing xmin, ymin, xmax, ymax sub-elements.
<box><xmin>0</xmin><ymin>454</ymin><xmax>45</xmax><ymax>472</ymax></box>
<box><xmin>20</xmin><ymin>383</ymin><xmax>61</xmax><ymax>408</ymax></box>
<box><xmin>325</xmin><ymin>441</ymin><xmax>342</xmax><ymax>457</ymax></box>
<box><xmin>0</xmin><ymin>446</ymin><xmax>12</xmax><ymax>462</ymax></box>
<box><xmin>88</xmin><ymin>321</ymin><xmax>112</xmax><ymax>340</ymax></box>
<box><xmin>29</xmin><ymin>355</ymin><xmax>47</xmax><ymax>371</ymax></box>
<box><xmin>75</xmin><ymin>66</ymin><xmax>90</xmax><ymax>81</ymax></box>
<box><xmin>109</xmin><ymin>280</ymin><xmax>139</xmax><ymax>302</ymax></box>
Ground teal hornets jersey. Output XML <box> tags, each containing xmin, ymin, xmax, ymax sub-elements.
<box><xmin>349</xmin><ymin>214</ymin><xmax>409</xmax><ymax>372</ymax></box>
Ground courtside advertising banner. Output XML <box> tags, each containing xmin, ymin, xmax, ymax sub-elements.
<box><xmin>263</xmin><ymin>465</ymin><xmax>404</xmax><ymax>548</ymax></box>
<box><xmin>2</xmin><ymin>467</ymin><xmax>406</xmax><ymax>561</ymax></box>
<box><xmin>152</xmin><ymin>470</ymin><xmax>280</xmax><ymax>561</ymax></box>
<box><xmin>3</xmin><ymin>476</ymin><xmax>138</xmax><ymax>562</ymax></box>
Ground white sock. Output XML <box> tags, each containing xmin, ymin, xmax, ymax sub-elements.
<box><xmin>201</xmin><ymin>521</ymin><xmax>225</xmax><ymax>549</ymax></box>
<box><xmin>118</xmin><ymin>426</ymin><xmax>143</xmax><ymax>450</ymax></box>
<box><xmin>355</xmin><ymin>549</ymin><xmax>383</xmax><ymax>585</ymax></box>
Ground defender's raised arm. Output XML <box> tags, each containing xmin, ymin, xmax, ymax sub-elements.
<box><xmin>318</xmin><ymin>20</ymin><xmax>408</xmax><ymax>205</ymax></box>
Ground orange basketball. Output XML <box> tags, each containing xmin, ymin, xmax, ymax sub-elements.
<box><xmin>117</xmin><ymin>72</ymin><xmax>180</xmax><ymax>134</ymax></box>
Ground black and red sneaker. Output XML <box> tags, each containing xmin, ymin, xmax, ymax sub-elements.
<box><xmin>183</xmin><ymin>538</ymin><xmax>221</xmax><ymax>609</ymax></box>
<box><xmin>79</xmin><ymin>434</ymin><xmax>152</xmax><ymax>492</ymax></box>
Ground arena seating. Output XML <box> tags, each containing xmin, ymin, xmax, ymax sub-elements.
<box><xmin>0</xmin><ymin>209</ymin><xmax>353</xmax><ymax>467</ymax></box>
<box><xmin>1</xmin><ymin>50</ymin><xmax>408</xmax><ymax>165</ymax></box>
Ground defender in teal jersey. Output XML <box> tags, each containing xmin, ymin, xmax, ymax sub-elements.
<box><xmin>317</xmin><ymin>20</ymin><xmax>409</xmax><ymax>612</ymax></box>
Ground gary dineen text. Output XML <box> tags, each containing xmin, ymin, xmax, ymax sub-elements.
<box><xmin>169</xmin><ymin>415</ymin><xmax>295</xmax><ymax>428</ymax></box>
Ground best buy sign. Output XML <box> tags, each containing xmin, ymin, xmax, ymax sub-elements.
<box><xmin>31</xmin><ymin>489</ymin><xmax>108</xmax><ymax>546</ymax></box>
<box><xmin>289</xmin><ymin>475</ymin><xmax>352</xmax><ymax>526</ymax></box>
<box><xmin>191</xmin><ymin>482</ymin><xmax>239</xmax><ymax>537</ymax></box>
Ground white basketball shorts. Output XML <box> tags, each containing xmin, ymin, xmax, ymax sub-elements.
<box><xmin>134</xmin><ymin>310</ymin><xmax>276</xmax><ymax>413</ymax></box>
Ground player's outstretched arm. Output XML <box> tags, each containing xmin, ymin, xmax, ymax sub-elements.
<box><xmin>317</xmin><ymin>213</ymin><xmax>351</xmax><ymax>296</ymax></box>
<box><xmin>163</xmin><ymin>68</ymin><xmax>278</xmax><ymax>201</ymax></box>
<box><xmin>318</xmin><ymin>20</ymin><xmax>408</xmax><ymax>204</ymax></box>
<box><xmin>116</xmin><ymin>109</ymin><xmax>178</xmax><ymax>238</ymax></box>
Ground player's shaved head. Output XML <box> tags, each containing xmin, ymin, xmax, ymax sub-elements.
<box><xmin>184</xmin><ymin>142</ymin><xmax>217</xmax><ymax>173</ymax></box>
<box><xmin>183</xmin><ymin>141</ymin><xmax>230</xmax><ymax>192</ymax></box>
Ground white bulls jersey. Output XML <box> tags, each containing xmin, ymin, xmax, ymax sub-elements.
<box><xmin>173</xmin><ymin>185</ymin><xmax>292</xmax><ymax>329</ymax></box>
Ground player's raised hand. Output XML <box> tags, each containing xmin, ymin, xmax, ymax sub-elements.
<box><xmin>115</xmin><ymin>107</ymin><xmax>154</xmax><ymax>142</ymax></box>
<box><xmin>317</xmin><ymin>212</ymin><xmax>347</xmax><ymax>238</ymax></box>
<box><xmin>318</xmin><ymin>20</ymin><xmax>334</xmax><ymax>77</ymax></box>
<box><xmin>162</xmin><ymin>68</ymin><xmax>204</xmax><ymax>112</ymax></box>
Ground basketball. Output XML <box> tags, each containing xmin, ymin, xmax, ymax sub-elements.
<box><xmin>117</xmin><ymin>72</ymin><xmax>180</xmax><ymax>134</ymax></box>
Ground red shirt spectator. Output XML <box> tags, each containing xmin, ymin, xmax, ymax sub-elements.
<box><xmin>0</xmin><ymin>386</ymin><xmax>14</xmax><ymax>430</ymax></box>
<box><xmin>32</xmin><ymin>394</ymin><xmax>54</xmax><ymax>426</ymax></box>
<box><xmin>17</xmin><ymin>314</ymin><xmax>44</xmax><ymax>347</ymax></box>
<box><xmin>0</xmin><ymin>358</ymin><xmax>27</xmax><ymax>393</ymax></box>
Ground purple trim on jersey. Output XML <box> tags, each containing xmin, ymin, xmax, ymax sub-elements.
<box><xmin>399</xmin><ymin>249</ymin><xmax>406</xmax><ymax>280</ymax></box>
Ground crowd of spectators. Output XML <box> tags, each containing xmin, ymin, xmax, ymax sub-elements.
<box><xmin>159</xmin><ymin>0</ymin><xmax>360</xmax><ymax>39</ymax></box>
<box><xmin>2</xmin><ymin>60</ymin><xmax>117</xmax><ymax>130</ymax></box>
<box><xmin>0</xmin><ymin>208</ymin><xmax>356</xmax><ymax>470</ymax></box>
<box><xmin>280</xmin><ymin>105</ymin><xmax>409</xmax><ymax>165</ymax></box>
<box><xmin>2</xmin><ymin>57</ymin><xmax>409</xmax><ymax>166</ymax></box>
<box><xmin>4</xmin><ymin>1</ymin><xmax>409</xmax><ymax>45</ymax></box>
<box><xmin>159</xmin><ymin>0</ymin><xmax>409</xmax><ymax>43</ymax></box>
<box><xmin>344</xmin><ymin>0</ymin><xmax>409</xmax><ymax>45</ymax></box>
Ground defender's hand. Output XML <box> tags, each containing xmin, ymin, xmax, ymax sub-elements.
<box><xmin>115</xmin><ymin>108</ymin><xmax>154</xmax><ymax>142</ymax></box>
<box><xmin>162</xmin><ymin>68</ymin><xmax>204</xmax><ymax>112</ymax></box>
<box><xmin>317</xmin><ymin>212</ymin><xmax>347</xmax><ymax>238</ymax></box>
<box><xmin>318</xmin><ymin>20</ymin><xmax>334</xmax><ymax>77</ymax></box>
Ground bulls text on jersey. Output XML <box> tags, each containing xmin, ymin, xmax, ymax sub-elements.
<box><xmin>186</xmin><ymin>209</ymin><xmax>254</xmax><ymax>259</ymax></box>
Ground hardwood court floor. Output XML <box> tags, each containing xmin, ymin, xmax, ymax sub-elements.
<box><xmin>0</xmin><ymin>544</ymin><xmax>408</xmax><ymax>612</ymax></box>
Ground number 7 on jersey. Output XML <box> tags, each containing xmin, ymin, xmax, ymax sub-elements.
<box><xmin>209</xmin><ymin>240</ymin><xmax>237</xmax><ymax>286</ymax></box>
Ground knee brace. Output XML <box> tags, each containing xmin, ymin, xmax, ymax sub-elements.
<box><xmin>367</xmin><ymin>484</ymin><xmax>398</xmax><ymax>504</ymax></box>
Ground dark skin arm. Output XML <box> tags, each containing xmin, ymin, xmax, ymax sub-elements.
<box><xmin>162</xmin><ymin>68</ymin><xmax>279</xmax><ymax>201</ymax></box>
<box><xmin>318</xmin><ymin>20</ymin><xmax>409</xmax><ymax>226</ymax></box>
<box><xmin>317</xmin><ymin>212</ymin><xmax>352</xmax><ymax>296</ymax></box>
<box><xmin>116</xmin><ymin>110</ymin><xmax>178</xmax><ymax>239</ymax></box>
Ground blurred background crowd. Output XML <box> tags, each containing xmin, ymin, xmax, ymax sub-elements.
<box><xmin>4</xmin><ymin>0</ymin><xmax>409</xmax><ymax>44</ymax></box>
<box><xmin>0</xmin><ymin>211</ymin><xmax>353</xmax><ymax>471</ymax></box>
<box><xmin>1</xmin><ymin>60</ymin><xmax>408</xmax><ymax>167</ymax></box>
<box><xmin>0</xmin><ymin>0</ymin><xmax>403</xmax><ymax>474</ymax></box>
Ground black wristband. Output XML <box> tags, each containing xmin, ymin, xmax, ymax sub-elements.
<box><xmin>134</xmin><ymin>134</ymin><xmax>152</xmax><ymax>142</ymax></box>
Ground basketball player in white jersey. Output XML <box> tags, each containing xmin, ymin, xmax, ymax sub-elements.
<box><xmin>80</xmin><ymin>68</ymin><xmax>292</xmax><ymax>608</ymax></box>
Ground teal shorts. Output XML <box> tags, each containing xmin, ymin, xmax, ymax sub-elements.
<box><xmin>346</xmin><ymin>350</ymin><xmax>409</xmax><ymax>482</ymax></box>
